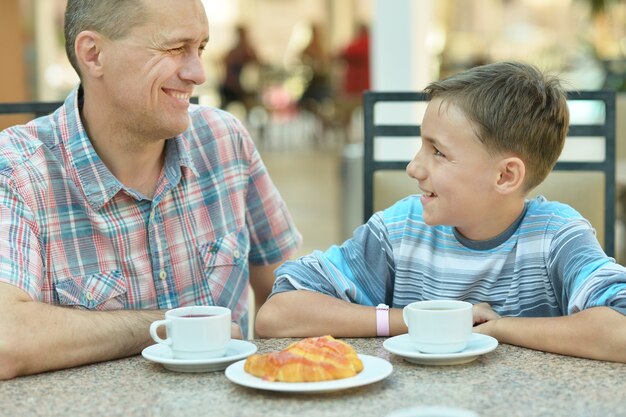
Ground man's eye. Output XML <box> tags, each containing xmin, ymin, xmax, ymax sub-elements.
<box><xmin>167</xmin><ymin>47</ymin><xmax>185</xmax><ymax>54</ymax></box>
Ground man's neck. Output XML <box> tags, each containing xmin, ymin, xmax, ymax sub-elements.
<box><xmin>80</xmin><ymin>94</ymin><xmax>167</xmax><ymax>199</ymax></box>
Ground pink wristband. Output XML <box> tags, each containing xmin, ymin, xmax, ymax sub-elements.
<box><xmin>376</xmin><ymin>303</ymin><xmax>390</xmax><ymax>337</ymax></box>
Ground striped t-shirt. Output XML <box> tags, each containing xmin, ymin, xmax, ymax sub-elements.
<box><xmin>0</xmin><ymin>87</ymin><xmax>302</xmax><ymax>336</ymax></box>
<box><xmin>273</xmin><ymin>195</ymin><xmax>626</xmax><ymax>317</ymax></box>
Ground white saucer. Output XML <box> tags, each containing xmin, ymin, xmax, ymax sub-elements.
<box><xmin>383</xmin><ymin>333</ymin><xmax>498</xmax><ymax>366</ymax></box>
<box><xmin>142</xmin><ymin>340</ymin><xmax>257</xmax><ymax>373</ymax></box>
<box><xmin>225</xmin><ymin>354</ymin><xmax>392</xmax><ymax>393</ymax></box>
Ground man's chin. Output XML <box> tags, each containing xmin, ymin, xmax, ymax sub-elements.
<box><xmin>166</xmin><ymin>119</ymin><xmax>191</xmax><ymax>137</ymax></box>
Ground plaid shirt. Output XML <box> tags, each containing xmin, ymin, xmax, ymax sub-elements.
<box><xmin>0</xmin><ymin>87</ymin><xmax>301</xmax><ymax>335</ymax></box>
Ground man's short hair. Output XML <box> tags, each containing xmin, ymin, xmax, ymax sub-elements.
<box><xmin>64</xmin><ymin>0</ymin><xmax>148</xmax><ymax>77</ymax></box>
<box><xmin>424</xmin><ymin>61</ymin><xmax>569</xmax><ymax>191</ymax></box>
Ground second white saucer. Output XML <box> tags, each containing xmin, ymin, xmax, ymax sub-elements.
<box><xmin>142</xmin><ymin>339</ymin><xmax>257</xmax><ymax>373</ymax></box>
<box><xmin>383</xmin><ymin>333</ymin><xmax>498</xmax><ymax>366</ymax></box>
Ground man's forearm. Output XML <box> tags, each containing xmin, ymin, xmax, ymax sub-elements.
<box><xmin>0</xmin><ymin>299</ymin><xmax>164</xmax><ymax>379</ymax></box>
<box><xmin>249</xmin><ymin>262</ymin><xmax>281</xmax><ymax>317</ymax></box>
<box><xmin>476</xmin><ymin>306</ymin><xmax>626</xmax><ymax>363</ymax></box>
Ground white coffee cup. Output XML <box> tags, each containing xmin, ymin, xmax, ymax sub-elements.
<box><xmin>150</xmin><ymin>305</ymin><xmax>231</xmax><ymax>359</ymax></box>
<box><xmin>402</xmin><ymin>300</ymin><xmax>473</xmax><ymax>354</ymax></box>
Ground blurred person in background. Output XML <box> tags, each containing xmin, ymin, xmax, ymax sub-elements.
<box><xmin>338</xmin><ymin>23</ymin><xmax>370</xmax><ymax>100</ymax></box>
<box><xmin>336</xmin><ymin>23</ymin><xmax>370</xmax><ymax>141</ymax></box>
<box><xmin>297</xmin><ymin>24</ymin><xmax>333</xmax><ymax>125</ymax></box>
<box><xmin>219</xmin><ymin>25</ymin><xmax>260</xmax><ymax>113</ymax></box>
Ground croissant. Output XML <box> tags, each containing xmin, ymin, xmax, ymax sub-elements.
<box><xmin>244</xmin><ymin>335</ymin><xmax>364</xmax><ymax>382</ymax></box>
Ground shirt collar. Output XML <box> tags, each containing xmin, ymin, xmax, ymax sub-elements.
<box><xmin>61</xmin><ymin>85</ymin><xmax>199</xmax><ymax>211</ymax></box>
<box><xmin>453</xmin><ymin>202</ymin><xmax>529</xmax><ymax>250</ymax></box>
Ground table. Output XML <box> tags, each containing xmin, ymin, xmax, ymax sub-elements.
<box><xmin>1</xmin><ymin>338</ymin><xmax>625</xmax><ymax>417</ymax></box>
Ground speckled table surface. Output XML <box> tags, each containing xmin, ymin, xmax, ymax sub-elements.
<box><xmin>1</xmin><ymin>338</ymin><xmax>625</xmax><ymax>417</ymax></box>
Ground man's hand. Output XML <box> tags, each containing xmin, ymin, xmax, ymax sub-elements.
<box><xmin>231</xmin><ymin>322</ymin><xmax>243</xmax><ymax>340</ymax></box>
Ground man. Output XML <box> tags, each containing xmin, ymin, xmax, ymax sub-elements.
<box><xmin>0</xmin><ymin>0</ymin><xmax>301</xmax><ymax>379</ymax></box>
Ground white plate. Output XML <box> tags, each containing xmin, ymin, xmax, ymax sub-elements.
<box><xmin>225</xmin><ymin>354</ymin><xmax>392</xmax><ymax>393</ymax></box>
<box><xmin>142</xmin><ymin>340</ymin><xmax>257</xmax><ymax>373</ymax></box>
<box><xmin>383</xmin><ymin>333</ymin><xmax>498</xmax><ymax>366</ymax></box>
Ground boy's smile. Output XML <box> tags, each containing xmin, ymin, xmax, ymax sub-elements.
<box><xmin>406</xmin><ymin>98</ymin><xmax>519</xmax><ymax>241</ymax></box>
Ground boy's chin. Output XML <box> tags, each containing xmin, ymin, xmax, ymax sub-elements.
<box><xmin>422</xmin><ymin>215</ymin><xmax>443</xmax><ymax>227</ymax></box>
<box><xmin>422</xmin><ymin>212</ymin><xmax>455</xmax><ymax>228</ymax></box>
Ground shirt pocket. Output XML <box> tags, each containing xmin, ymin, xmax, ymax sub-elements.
<box><xmin>54</xmin><ymin>270</ymin><xmax>127</xmax><ymax>310</ymax></box>
<box><xmin>197</xmin><ymin>230</ymin><xmax>249</xmax><ymax>311</ymax></box>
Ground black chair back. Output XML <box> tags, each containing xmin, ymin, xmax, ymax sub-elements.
<box><xmin>0</xmin><ymin>101</ymin><xmax>63</xmax><ymax>119</ymax></box>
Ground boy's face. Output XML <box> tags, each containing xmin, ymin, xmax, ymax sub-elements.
<box><xmin>406</xmin><ymin>98</ymin><xmax>505</xmax><ymax>240</ymax></box>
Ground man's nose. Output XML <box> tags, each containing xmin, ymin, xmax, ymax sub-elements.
<box><xmin>181</xmin><ymin>53</ymin><xmax>207</xmax><ymax>85</ymax></box>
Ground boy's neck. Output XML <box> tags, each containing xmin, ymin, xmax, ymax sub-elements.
<box><xmin>456</xmin><ymin>198</ymin><xmax>526</xmax><ymax>242</ymax></box>
<box><xmin>454</xmin><ymin>199</ymin><xmax>527</xmax><ymax>247</ymax></box>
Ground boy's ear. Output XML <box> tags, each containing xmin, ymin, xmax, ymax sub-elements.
<box><xmin>495</xmin><ymin>156</ymin><xmax>525</xmax><ymax>194</ymax></box>
<box><xmin>75</xmin><ymin>31</ymin><xmax>105</xmax><ymax>78</ymax></box>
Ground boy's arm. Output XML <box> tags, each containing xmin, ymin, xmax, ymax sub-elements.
<box><xmin>474</xmin><ymin>305</ymin><xmax>626</xmax><ymax>363</ymax></box>
<box><xmin>255</xmin><ymin>290</ymin><xmax>407</xmax><ymax>338</ymax></box>
<box><xmin>256</xmin><ymin>212</ymin><xmax>396</xmax><ymax>338</ymax></box>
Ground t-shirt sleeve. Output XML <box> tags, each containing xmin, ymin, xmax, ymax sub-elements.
<box><xmin>271</xmin><ymin>212</ymin><xmax>396</xmax><ymax>306</ymax></box>
<box><xmin>548</xmin><ymin>219</ymin><xmax>626</xmax><ymax>316</ymax></box>
<box><xmin>239</xmin><ymin>124</ymin><xmax>302</xmax><ymax>265</ymax></box>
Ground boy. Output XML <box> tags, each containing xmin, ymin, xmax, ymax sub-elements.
<box><xmin>255</xmin><ymin>62</ymin><xmax>626</xmax><ymax>362</ymax></box>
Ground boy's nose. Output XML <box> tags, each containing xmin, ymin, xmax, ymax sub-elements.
<box><xmin>406</xmin><ymin>152</ymin><xmax>426</xmax><ymax>180</ymax></box>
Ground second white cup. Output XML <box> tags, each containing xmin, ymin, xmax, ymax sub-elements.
<box><xmin>150</xmin><ymin>305</ymin><xmax>231</xmax><ymax>359</ymax></box>
<box><xmin>403</xmin><ymin>300</ymin><xmax>473</xmax><ymax>354</ymax></box>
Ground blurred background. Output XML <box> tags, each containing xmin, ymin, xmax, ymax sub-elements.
<box><xmin>2</xmin><ymin>0</ymin><xmax>626</xmax><ymax>259</ymax></box>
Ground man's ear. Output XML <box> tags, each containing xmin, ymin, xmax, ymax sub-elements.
<box><xmin>495</xmin><ymin>156</ymin><xmax>525</xmax><ymax>194</ymax></box>
<box><xmin>75</xmin><ymin>31</ymin><xmax>105</xmax><ymax>78</ymax></box>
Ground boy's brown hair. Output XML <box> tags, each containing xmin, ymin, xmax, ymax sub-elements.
<box><xmin>424</xmin><ymin>61</ymin><xmax>569</xmax><ymax>192</ymax></box>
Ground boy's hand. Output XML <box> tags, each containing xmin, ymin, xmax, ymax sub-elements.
<box><xmin>472</xmin><ymin>302</ymin><xmax>500</xmax><ymax>326</ymax></box>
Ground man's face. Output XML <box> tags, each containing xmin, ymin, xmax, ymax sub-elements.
<box><xmin>406</xmin><ymin>98</ymin><xmax>505</xmax><ymax>241</ymax></box>
<box><xmin>99</xmin><ymin>0</ymin><xmax>209</xmax><ymax>141</ymax></box>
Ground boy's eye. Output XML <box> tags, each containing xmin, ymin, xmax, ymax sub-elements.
<box><xmin>433</xmin><ymin>147</ymin><xmax>445</xmax><ymax>157</ymax></box>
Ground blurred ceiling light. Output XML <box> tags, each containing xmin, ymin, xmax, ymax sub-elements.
<box><xmin>201</xmin><ymin>0</ymin><xmax>238</xmax><ymax>24</ymax></box>
<box><xmin>44</xmin><ymin>64</ymin><xmax>78</xmax><ymax>89</ymax></box>
<box><xmin>523</xmin><ymin>0</ymin><xmax>572</xmax><ymax>8</ymax></box>
<box><xmin>425</xmin><ymin>26</ymin><xmax>446</xmax><ymax>54</ymax></box>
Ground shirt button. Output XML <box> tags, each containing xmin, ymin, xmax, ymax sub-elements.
<box><xmin>85</xmin><ymin>292</ymin><xmax>94</xmax><ymax>301</ymax></box>
<box><xmin>159</xmin><ymin>270</ymin><xmax>167</xmax><ymax>280</ymax></box>
<box><xmin>233</xmin><ymin>249</ymin><xmax>240</xmax><ymax>259</ymax></box>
